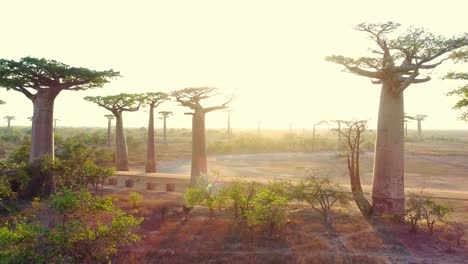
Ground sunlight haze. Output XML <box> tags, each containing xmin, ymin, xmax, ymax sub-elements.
<box><xmin>1</xmin><ymin>0</ymin><xmax>467</xmax><ymax>130</ymax></box>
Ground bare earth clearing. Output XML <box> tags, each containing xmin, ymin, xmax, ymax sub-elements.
<box><xmin>106</xmin><ymin>148</ymin><xmax>468</xmax><ymax>263</ymax></box>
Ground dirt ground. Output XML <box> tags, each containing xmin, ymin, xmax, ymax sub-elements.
<box><xmin>105</xmin><ymin>185</ymin><xmax>468</xmax><ymax>264</ymax></box>
<box><xmin>107</xmin><ymin>139</ymin><xmax>468</xmax><ymax>263</ymax></box>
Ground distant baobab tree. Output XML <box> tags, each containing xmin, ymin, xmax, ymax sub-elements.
<box><xmin>104</xmin><ymin>114</ymin><xmax>114</xmax><ymax>148</ymax></box>
<box><xmin>331</xmin><ymin>120</ymin><xmax>344</xmax><ymax>150</ymax></box>
<box><xmin>313</xmin><ymin>120</ymin><xmax>327</xmax><ymax>139</ymax></box>
<box><xmin>85</xmin><ymin>93</ymin><xmax>142</xmax><ymax>171</ymax></box>
<box><xmin>143</xmin><ymin>92</ymin><xmax>169</xmax><ymax>173</ymax></box>
<box><xmin>414</xmin><ymin>114</ymin><xmax>428</xmax><ymax>140</ymax></box>
<box><xmin>404</xmin><ymin>113</ymin><xmax>414</xmax><ymax>137</ymax></box>
<box><xmin>0</xmin><ymin>57</ymin><xmax>119</xmax><ymax>196</ymax></box>
<box><xmin>257</xmin><ymin>121</ymin><xmax>262</xmax><ymax>135</ymax></box>
<box><xmin>326</xmin><ymin>22</ymin><xmax>467</xmax><ymax>216</ymax></box>
<box><xmin>53</xmin><ymin>118</ymin><xmax>60</xmax><ymax>129</ymax></box>
<box><xmin>4</xmin><ymin>115</ymin><xmax>15</xmax><ymax>128</ymax></box>
<box><xmin>224</xmin><ymin>109</ymin><xmax>232</xmax><ymax>142</ymax></box>
<box><xmin>159</xmin><ymin>111</ymin><xmax>173</xmax><ymax>145</ymax></box>
<box><xmin>173</xmin><ymin>87</ymin><xmax>231</xmax><ymax>184</ymax></box>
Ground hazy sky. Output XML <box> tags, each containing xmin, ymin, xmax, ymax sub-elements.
<box><xmin>0</xmin><ymin>0</ymin><xmax>467</xmax><ymax>130</ymax></box>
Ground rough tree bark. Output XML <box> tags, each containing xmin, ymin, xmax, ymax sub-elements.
<box><xmin>114</xmin><ymin>113</ymin><xmax>129</xmax><ymax>171</ymax></box>
<box><xmin>191</xmin><ymin>111</ymin><xmax>207</xmax><ymax>180</ymax></box>
<box><xmin>372</xmin><ymin>82</ymin><xmax>405</xmax><ymax>215</ymax></box>
<box><xmin>146</xmin><ymin>104</ymin><xmax>156</xmax><ymax>172</ymax></box>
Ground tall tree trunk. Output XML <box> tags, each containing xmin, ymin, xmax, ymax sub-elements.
<box><xmin>163</xmin><ymin>116</ymin><xmax>167</xmax><ymax>145</ymax></box>
<box><xmin>191</xmin><ymin>111</ymin><xmax>207</xmax><ymax>184</ymax></box>
<box><xmin>30</xmin><ymin>91</ymin><xmax>57</xmax><ymax>196</ymax></box>
<box><xmin>405</xmin><ymin>122</ymin><xmax>408</xmax><ymax>137</ymax></box>
<box><xmin>146</xmin><ymin>104</ymin><xmax>156</xmax><ymax>172</ymax></box>
<box><xmin>114</xmin><ymin>113</ymin><xmax>129</xmax><ymax>171</ymax></box>
<box><xmin>417</xmin><ymin>120</ymin><xmax>422</xmax><ymax>140</ymax></box>
<box><xmin>107</xmin><ymin>118</ymin><xmax>112</xmax><ymax>148</ymax></box>
<box><xmin>372</xmin><ymin>82</ymin><xmax>405</xmax><ymax>216</ymax></box>
<box><xmin>7</xmin><ymin>120</ymin><xmax>10</xmax><ymax>128</ymax></box>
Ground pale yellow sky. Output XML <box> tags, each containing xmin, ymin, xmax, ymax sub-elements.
<box><xmin>0</xmin><ymin>0</ymin><xmax>467</xmax><ymax>130</ymax></box>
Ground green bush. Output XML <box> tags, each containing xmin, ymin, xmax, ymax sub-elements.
<box><xmin>405</xmin><ymin>190</ymin><xmax>452</xmax><ymax>234</ymax></box>
<box><xmin>247</xmin><ymin>187</ymin><xmax>289</xmax><ymax>236</ymax></box>
<box><xmin>0</xmin><ymin>189</ymin><xmax>142</xmax><ymax>263</ymax></box>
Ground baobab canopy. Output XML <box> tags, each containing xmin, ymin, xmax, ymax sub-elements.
<box><xmin>0</xmin><ymin>57</ymin><xmax>120</xmax><ymax>96</ymax></box>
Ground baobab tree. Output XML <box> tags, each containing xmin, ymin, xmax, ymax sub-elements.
<box><xmin>414</xmin><ymin>114</ymin><xmax>428</xmax><ymax>140</ymax></box>
<box><xmin>0</xmin><ymin>57</ymin><xmax>119</xmax><ymax>195</ymax></box>
<box><xmin>104</xmin><ymin>114</ymin><xmax>114</xmax><ymax>148</ymax></box>
<box><xmin>159</xmin><ymin>111</ymin><xmax>173</xmax><ymax>145</ymax></box>
<box><xmin>326</xmin><ymin>22</ymin><xmax>467</xmax><ymax>215</ymax></box>
<box><xmin>338</xmin><ymin>120</ymin><xmax>372</xmax><ymax>216</ymax></box>
<box><xmin>53</xmin><ymin>118</ymin><xmax>60</xmax><ymax>129</ymax></box>
<box><xmin>331</xmin><ymin>120</ymin><xmax>345</xmax><ymax>150</ymax></box>
<box><xmin>404</xmin><ymin>113</ymin><xmax>414</xmax><ymax>137</ymax></box>
<box><xmin>3</xmin><ymin>116</ymin><xmax>15</xmax><ymax>128</ymax></box>
<box><xmin>313</xmin><ymin>120</ymin><xmax>327</xmax><ymax>139</ymax></box>
<box><xmin>172</xmin><ymin>87</ymin><xmax>231</xmax><ymax>183</ymax></box>
<box><xmin>143</xmin><ymin>92</ymin><xmax>169</xmax><ymax>173</ymax></box>
<box><xmin>224</xmin><ymin>109</ymin><xmax>232</xmax><ymax>142</ymax></box>
<box><xmin>85</xmin><ymin>93</ymin><xmax>142</xmax><ymax>171</ymax></box>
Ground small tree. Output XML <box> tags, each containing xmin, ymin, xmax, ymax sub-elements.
<box><xmin>172</xmin><ymin>87</ymin><xmax>231</xmax><ymax>184</ymax></box>
<box><xmin>337</xmin><ymin>120</ymin><xmax>372</xmax><ymax>216</ymax></box>
<box><xmin>143</xmin><ymin>92</ymin><xmax>169</xmax><ymax>173</ymax></box>
<box><xmin>84</xmin><ymin>93</ymin><xmax>143</xmax><ymax>171</ymax></box>
<box><xmin>304</xmin><ymin>175</ymin><xmax>350</xmax><ymax>225</ymax></box>
<box><xmin>405</xmin><ymin>190</ymin><xmax>451</xmax><ymax>234</ymax></box>
<box><xmin>129</xmin><ymin>192</ymin><xmax>143</xmax><ymax>209</ymax></box>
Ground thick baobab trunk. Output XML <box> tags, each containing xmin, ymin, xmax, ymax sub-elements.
<box><xmin>417</xmin><ymin>120</ymin><xmax>422</xmax><ymax>140</ymax></box>
<box><xmin>146</xmin><ymin>105</ymin><xmax>156</xmax><ymax>173</ymax></box>
<box><xmin>372</xmin><ymin>82</ymin><xmax>405</xmax><ymax>216</ymax></box>
<box><xmin>30</xmin><ymin>92</ymin><xmax>57</xmax><ymax>196</ymax></box>
<box><xmin>114</xmin><ymin>113</ymin><xmax>129</xmax><ymax>171</ymax></box>
<box><xmin>191</xmin><ymin>111</ymin><xmax>207</xmax><ymax>184</ymax></box>
<box><xmin>7</xmin><ymin>120</ymin><xmax>11</xmax><ymax>128</ymax></box>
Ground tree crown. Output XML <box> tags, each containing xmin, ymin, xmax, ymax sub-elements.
<box><xmin>326</xmin><ymin>22</ymin><xmax>468</xmax><ymax>93</ymax></box>
<box><xmin>143</xmin><ymin>92</ymin><xmax>169</xmax><ymax>107</ymax></box>
<box><xmin>84</xmin><ymin>93</ymin><xmax>143</xmax><ymax>115</ymax></box>
<box><xmin>0</xmin><ymin>57</ymin><xmax>120</xmax><ymax>100</ymax></box>
<box><xmin>172</xmin><ymin>87</ymin><xmax>232</xmax><ymax>113</ymax></box>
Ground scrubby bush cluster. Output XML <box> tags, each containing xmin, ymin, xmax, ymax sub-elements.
<box><xmin>405</xmin><ymin>190</ymin><xmax>452</xmax><ymax>234</ymax></box>
<box><xmin>0</xmin><ymin>189</ymin><xmax>142</xmax><ymax>263</ymax></box>
<box><xmin>0</xmin><ymin>136</ymin><xmax>113</xmax><ymax>199</ymax></box>
<box><xmin>184</xmin><ymin>170</ymin><xmax>350</xmax><ymax>235</ymax></box>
